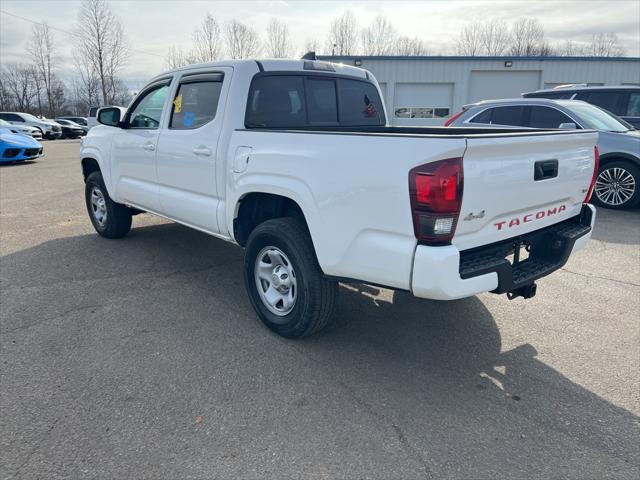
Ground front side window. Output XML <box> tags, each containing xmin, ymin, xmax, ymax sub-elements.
<box><xmin>128</xmin><ymin>84</ymin><xmax>170</xmax><ymax>129</ymax></box>
<box><xmin>170</xmin><ymin>79</ymin><xmax>223</xmax><ymax>129</ymax></box>
<box><xmin>529</xmin><ymin>106</ymin><xmax>574</xmax><ymax>128</ymax></box>
<box><xmin>246</xmin><ymin>76</ymin><xmax>306</xmax><ymax>128</ymax></box>
<box><xmin>339</xmin><ymin>79</ymin><xmax>384</xmax><ymax>126</ymax></box>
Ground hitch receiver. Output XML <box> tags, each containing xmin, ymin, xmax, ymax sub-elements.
<box><xmin>507</xmin><ymin>283</ymin><xmax>537</xmax><ymax>300</ymax></box>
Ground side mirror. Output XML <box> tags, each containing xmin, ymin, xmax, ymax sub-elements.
<box><xmin>558</xmin><ymin>122</ymin><xmax>577</xmax><ymax>130</ymax></box>
<box><xmin>97</xmin><ymin>107</ymin><xmax>122</xmax><ymax>127</ymax></box>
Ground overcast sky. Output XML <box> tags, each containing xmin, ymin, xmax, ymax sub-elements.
<box><xmin>1</xmin><ymin>0</ymin><xmax>639</xmax><ymax>87</ymax></box>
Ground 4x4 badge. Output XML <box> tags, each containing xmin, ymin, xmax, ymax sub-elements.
<box><xmin>464</xmin><ymin>210</ymin><xmax>485</xmax><ymax>221</ymax></box>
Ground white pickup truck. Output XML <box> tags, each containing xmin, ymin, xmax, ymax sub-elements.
<box><xmin>81</xmin><ymin>59</ymin><xmax>598</xmax><ymax>338</ymax></box>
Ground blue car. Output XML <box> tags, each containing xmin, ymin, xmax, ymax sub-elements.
<box><xmin>0</xmin><ymin>127</ymin><xmax>44</xmax><ymax>163</ymax></box>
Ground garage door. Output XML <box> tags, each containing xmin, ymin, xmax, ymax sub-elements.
<box><xmin>468</xmin><ymin>71</ymin><xmax>541</xmax><ymax>103</ymax></box>
<box><xmin>393</xmin><ymin>83</ymin><xmax>454</xmax><ymax>124</ymax></box>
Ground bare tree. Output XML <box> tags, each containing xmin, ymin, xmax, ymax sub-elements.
<box><xmin>559</xmin><ymin>39</ymin><xmax>587</xmax><ymax>56</ymax></box>
<box><xmin>327</xmin><ymin>11</ymin><xmax>358</xmax><ymax>55</ymax></box>
<box><xmin>225</xmin><ymin>19</ymin><xmax>261</xmax><ymax>59</ymax></box>
<box><xmin>302</xmin><ymin>38</ymin><xmax>321</xmax><ymax>56</ymax></box>
<box><xmin>192</xmin><ymin>13</ymin><xmax>223</xmax><ymax>62</ymax></box>
<box><xmin>1</xmin><ymin>63</ymin><xmax>37</xmax><ymax>112</ymax></box>
<box><xmin>361</xmin><ymin>15</ymin><xmax>396</xmax><ymax>55</ymax></box>
<box><xmin>510</xmin><ymin>18</ymin><xmax>545</xmax><ymax>56</ymax></box>
<box><xmin>27</xmin><ymin>22</ymin><xmax>56</xmax><ymax>116</ymax></box>
<box><xmin>589</xmin><ymin>32</ymin><xmax>626</xmax><ymax>57</ymax></box>
<box><xmin>393</xmin><ymin>36</ymin><xmax>431</xmax><ymax>55</ymax></box>
<box><xmin>479</xmin><ymin>19</ymin><xmax>510</xmax><ymax>56</ymax></box>
<box><xmin>164</xmin><ymin>45</ymin><xmax>196</xmax><ymax>69</ymax></box>
<box><xmin>265</xmin><ymin>19</ymin><xmax>293</xmax><ymax>58</ymax></box>
<box><xmin>76</xmin><ymin>0</ymin><xmax>128</xmax><ymax>105</ymax></box>
<box><xmin>456</xmin><ymin>22</ymin><xmax>482</xmax><ymax>56</ymax></box>
<box><xmin>72</xmin><ymin>49</ymin><xmax>101</xmax><ymax>111</ymax></box>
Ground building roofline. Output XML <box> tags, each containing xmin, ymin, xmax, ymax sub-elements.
<box><xmin>318</xmin><ymin>55</ymin><xmax>640</xmax><ymax>62</ymax></box>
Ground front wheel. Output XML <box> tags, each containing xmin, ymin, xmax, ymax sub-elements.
<box><xmin>593</xmin><ymin>161</ymin><xmax>639</xmax><ymax>210</ymax></box>
<box><xmin>85</xmin><ymin>171</ymin><xmax>132</xmax><ymax>238</ymax></box>
<box><xmin>244</xmin><ymin>218</ymin><xmax>338</xmax><ymax>338</ymax></box>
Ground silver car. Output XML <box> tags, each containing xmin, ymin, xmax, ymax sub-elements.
<box><xmin>0</xmin><ymin>118</ymin><xmax>42</xmax><ymax>140</ymax></box>
<box><xmin>448</xmin><ymin>98</ymin><xmax>640</xmax><ymax>209</ymax></box>
<box><xmin>0</xmin><ymin>112</ymin><xmax>62</xmax><ymax>140</ymax></box>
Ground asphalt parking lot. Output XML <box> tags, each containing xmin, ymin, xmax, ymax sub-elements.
<box><xmin>1</xmin><ymin>140</ymin><xmax>639</xmax><ymax>479</ymax></box>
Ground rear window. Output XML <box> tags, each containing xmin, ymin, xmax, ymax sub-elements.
<box><xmin>338</xmin><ymin>79</ymin><xmax>383</xmax><ymax>126</ymax></box>
<box><xmin>246</xmin><ymin>74</ymin><xmax>384</xmax><ymax>128</ymax></box>
<box><xmin>306</xmin><ymin>78</ymin><xmax>338</xmax><ymax>125</ymax></box>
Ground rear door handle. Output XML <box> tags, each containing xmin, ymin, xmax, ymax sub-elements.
<box><xmin>192</xmin><ymin>146</ymin><xmax>212</xmax><ymax>156</ymax></box>
<box><xmin>142</xmin><ymin>143</ymin><xmax>155</xmax><ymax>152</ymax></box>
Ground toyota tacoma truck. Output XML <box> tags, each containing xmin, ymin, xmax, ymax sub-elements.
<box><xmin>80</xmin><ymin>59</ymin><xmax>598</xmax><ymax>338</ymax></box>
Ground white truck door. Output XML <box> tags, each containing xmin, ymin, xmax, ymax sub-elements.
<box><xmin>155</xmin><ymin>68</ymin><xmax>232</xmax><ymax>233</ymax></box>
<box><xmin>110</xmin><ymin>79</ymin><xmax>172</xmax><ymax>211</ymax></box>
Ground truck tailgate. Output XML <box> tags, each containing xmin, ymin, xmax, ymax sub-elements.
<box><xmin>454</xmin><ymin>131</ymin><xmax>597</xmax><ymax>251</ymax></box>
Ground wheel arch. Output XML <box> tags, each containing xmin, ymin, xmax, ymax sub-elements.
<box><xmin>233</xmin><ymin>191</ymin><xmax>313</xmax><ymax>247</ymax></box>
<box><xmin>599</xmin><ymin>152</ymin><xmax>640</xmax><ymax>168</ymax></box>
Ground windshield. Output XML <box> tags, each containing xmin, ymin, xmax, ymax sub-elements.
<box><xmin>21</xmin><ymin>113</ymin><xmax>41</xmax><ymax>122</ymax></box>
<box><xmin>564</xmin><ymin>102</ymin><xmax>633</xmax><ymax>132</ymax></box>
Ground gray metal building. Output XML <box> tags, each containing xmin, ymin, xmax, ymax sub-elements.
<box><xmin>318</xmin><ymin>55</ymin><xmax>640</xmax><ymax>125</ymax></box>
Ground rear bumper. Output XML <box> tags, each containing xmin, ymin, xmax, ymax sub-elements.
<box><xmin>411</xmin><ymin>204</ymin><xmax>595</xmax><ymax>300</ymax></box>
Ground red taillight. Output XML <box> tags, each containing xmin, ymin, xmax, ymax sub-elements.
<box><xmin>444</xmin><ymin>110</ymin><xmax>465</xmax><ymax>127</ymax></box>
<box><xmin>584</xmin><ymin>145</ymin><xmax>600</xmax><ymax>203</ymax></box>
<box><xmin>409</xmin><ymin>158</ymin><xmax>463</xmax><ymax>244</ymax></box>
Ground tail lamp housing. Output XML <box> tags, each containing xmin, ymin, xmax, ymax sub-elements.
<box><xmin>584</xmin><ymin>145</ymin><xmax>599</xmax><ymax>203</ymax></box>
<box><xmin>409</xmin><ymin>158</ymin><xmax>464</xmax><ymax>245</ymax></box>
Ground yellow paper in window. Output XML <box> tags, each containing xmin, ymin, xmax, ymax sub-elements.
<box><xmin>173</xmin><ymin>94</ymin><xmax>182</xmax><ymax>113</ymax></box>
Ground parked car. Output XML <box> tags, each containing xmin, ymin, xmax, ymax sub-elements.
<box><xmin>0</xmin><ymin>118</ymin><xmax>42</xmax><ymax>140</ymax></box>
<box><xmin>57</xmin><ymin>116</ymin><xmax>89</xmax><ymax>127</ymax></box>
<box><xmin>80</xmin><ymin>59</ymin><xmax>598</xmax><ymax>338</ymax></box>
<box><xmin>447</xmin><ymin>98</ymin><xmax>639</xmax><ymax>209</ymax></box>
<box><xmin>0</xmin><ymin>112</ymin><xmax>62</xmax><ymax>139</ymax></box>
<box><xmin>55</xmin><ymin>118</ymin><xmax>87</xmax><ymax>137</ymax></box>
<box><xmin>523</xmin><ymin>85</ymin><xmax>640</xmax><ymax>129</ymax></box>
<box><xmin>0</xmin><ymin>126</ymin><xmax>44</xmax><ymax>163</ymax></box>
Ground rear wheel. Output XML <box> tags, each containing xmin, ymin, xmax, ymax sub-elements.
<box><xmin>244</xmin><ymin>217</ymin><xmax>338</xmax><ymax>338</ymax></box>
<box><xmin>85</xmin><ymin>171</ymin><xmax>132</xmax><ymax>238</ymax></box>
<box><xmin>593</xmin><ymin>161</ymin><xmax>639</xmax><ymax>209</ymax></box>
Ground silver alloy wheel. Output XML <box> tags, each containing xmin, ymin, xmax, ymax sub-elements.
<box><xmin>254</xmin><ymin>246</ymin><xmax>297</xmax><ymax>318</ymax></box>
<box><xmin>595</xmin><ymin>167</ymin><xmax>636</xmax><ymax>206</ymax></box>
<box><xmin>90</xmin><ymin>186</ymin><xmax>108</xmax><ymax>226</ymax></box>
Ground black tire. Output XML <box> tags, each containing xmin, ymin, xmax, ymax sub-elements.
<box><xmin>85</xmin><ymin>171</ymin><xmax>132</xmax><ymax>238</ymax></box>
<box><xmin>244</xmin><ymin>217</ymin><xmax>338</xmax><ymax>338</ymax></box>
<box><xmin>592</xmin><ymin>160</ymin><xmax>640</xmax><ymax>210</ymax></box>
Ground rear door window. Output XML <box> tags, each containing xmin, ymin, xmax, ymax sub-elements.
<box><xmin>528</xmin><ymin>106</ymin><xmax>575</xmax><ymax>128</ymax></box>
<box><xmin>576</xmin><ymin>91</ymin><xmax>622</xmax><ymax>115</ymax></box>
<box><xmin>338</xmin><ymin>79</ymin><xmax>384</xmax><ymax>126</ymax></box>
<box><xmin>246</xmin><ymin>76</ymin><xmax>306</xmax><ymax>128</ymax></box>
<box><xmin>489</xmin><ymin>106</ymin><xmax>527</xmax><ymax>126</ymax></box>
<box><xmin>626</xmin><ymin>92</ymin><xmax>640</xmax><ymax>117</ymax></box>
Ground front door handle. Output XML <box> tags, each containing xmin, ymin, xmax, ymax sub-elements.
<box><xmin>192</xmin><ymin>146</ymin><xmax>212</xmax><ymax>157</ymax></box>
<box><xmin>142</xmin><ymin>143</ymin><xmax>156</xmax><ymax>152</ymax></box>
